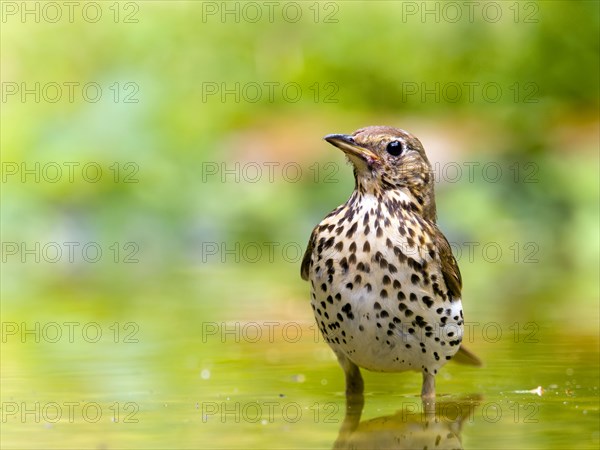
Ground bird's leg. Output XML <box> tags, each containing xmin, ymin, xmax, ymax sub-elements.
<box><xmin>421</xmin><ymin>372</ymin><xmax>437</xmax><ymax>420</ymax></box>
<box><xmin>333</xmin><ymin>351</ymin><xmax>364</xmax><ymax>446</ymax></box>
<box><xmin>421</xmin><ymin>371</ymin><xmax>436</xmax><ymax>399</ymax></box>
<box><xmin>345</xmin><ymin>363</ymin><xmax>364</xmax><ymax>399</ymax></box>
<box><xmin>335</xmin><ymin>351</ymin><xmax>364</xmax><ymax>399</ymax></box>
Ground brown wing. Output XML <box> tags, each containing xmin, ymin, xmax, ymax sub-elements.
<box><xmin>300</xmin><ymin>229</ymin><xmax>316</xmax><ymax>281</ymax></box>
<box><xmin>433</xmin><ymin>226</ymin><xmax>462</xmax><ymax>300</ymax></box>
<box><xmin>433</xmin><ymin>226</ymin><xmax>483</xmax><ymax>367</ymax></box>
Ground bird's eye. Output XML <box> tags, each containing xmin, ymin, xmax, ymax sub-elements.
<box><xmin>386</xmin><ymin>140</ymin><xmax>403</xmax><ymax>156</ymax></box>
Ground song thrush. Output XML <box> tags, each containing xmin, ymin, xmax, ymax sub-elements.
<box><xmin>301</xmin><ymin>126</ymin><xmax>481</xmax><ymax>399</ymax></box>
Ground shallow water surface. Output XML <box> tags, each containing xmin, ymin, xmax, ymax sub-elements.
<box><xmin>2</xmin><ymin>287</ymin><xmax>598</xmax><ymax>449</ymax></box>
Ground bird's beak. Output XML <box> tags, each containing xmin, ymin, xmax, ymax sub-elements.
<box><xmin>324</xmin><ymin>134</ymin><xmax>380</xmax><ymax>166</ymax></box>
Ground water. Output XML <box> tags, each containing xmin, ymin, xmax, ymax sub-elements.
<box><xmin>1</xmin><ymin>265</ymin><xmax>598</xmax><ymax>449</ymax></box>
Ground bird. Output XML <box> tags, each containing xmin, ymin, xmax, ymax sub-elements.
<box><xmin>300</xmin><ymin>126</ymin><xmax>481</xmax><ymax>399</ymax></box>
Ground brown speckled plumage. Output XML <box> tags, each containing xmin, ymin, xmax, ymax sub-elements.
<box><xmin>301</xmin><ymin>126</ymin><xmax>481</xmax><ymax>399</ymax></box>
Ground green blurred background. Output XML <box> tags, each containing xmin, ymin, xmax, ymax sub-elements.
<box><xmin>1</xmin><ymin>1</ymin><xmax>599</xmax><ymax>449</ymax></box>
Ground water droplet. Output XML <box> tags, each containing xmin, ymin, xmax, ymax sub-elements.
<box><xmin>201</xmin><ymin>369</ymin><xmax>211</xmax><ymax>380</ymax></box>
<box><xmin>292</xmin><ymin>374</ymin><xmax>306</xmax><ymax>383</ymax></box>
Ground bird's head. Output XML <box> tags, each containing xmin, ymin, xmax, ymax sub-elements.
<box><xmin>324</xmin><ymin>126</ymin><xmax>436</xmax><ymax>221</ymax></box>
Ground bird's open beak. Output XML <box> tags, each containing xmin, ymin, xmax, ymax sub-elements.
<box><xmin>324</xmin><ymin>134</ymin><xmax>380</xmax><ymax>166</ymax></box>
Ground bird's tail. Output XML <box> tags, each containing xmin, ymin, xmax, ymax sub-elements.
<box><xmin>453</xmin><ymin>346</ymin><xmax>483</xmax><ymax>366</ymax></box>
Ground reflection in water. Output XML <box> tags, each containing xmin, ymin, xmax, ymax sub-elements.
<box><xmin>334</xmin><ymin>394</ymin><xmax>481</xmax><ymax>450</ymax></box>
